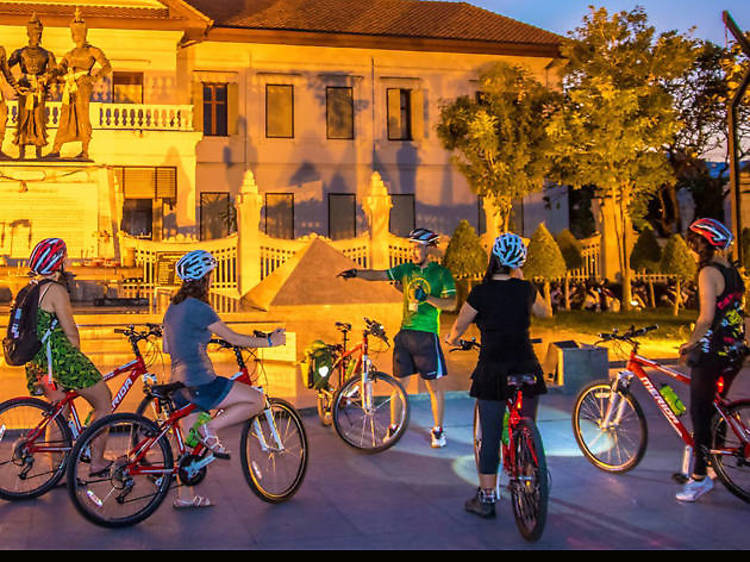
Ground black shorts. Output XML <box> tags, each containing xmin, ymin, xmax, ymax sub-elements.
<box><xmin>393</xmin><ymin>329</ymin><xmax>448</xmax><ymax>381</ymax></box>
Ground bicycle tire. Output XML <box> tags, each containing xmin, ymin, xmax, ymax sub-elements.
<box><xmin>332</xmin><ymin>371</ymin><xmax>409</xmax><ymax>453</ymax></box>
<box><xmin>510</xmin><ymin>419</ymin><xmax>548</xmax><ymax>542</ymax></box>
<box><xmin>710</xmin><ymin>399</ymin><xmax>750</xmax><ymax>503</ymax></box>
<box><xmin>316</xmin><ymin>391</ymin><xmax>333</xmax><ymax>427</ymax></box>
<box><xmin>572</xmin><ymin>380</ymin><xmax>648</xmax><ymax>473</ymax></box>
<box><xmin>240</xmin><ymin>398</ymin><xmax>308</xmax><ymax>503</ymax></box>
<box><xmin>0</xmin><ymin>397</ymin><xmax>72</xmax><ymax>501</ymax></box>
<box><xmin>67</xmin><ymin>413</ymin><xmax>173</xmax><ymax>528</ymax></box>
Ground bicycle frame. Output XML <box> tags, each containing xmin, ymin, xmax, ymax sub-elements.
<box><xmin>502</xmin><ymin>389</ymin><xmax>540</xmax><ymax>477</ymax></box>
<box><xmin>22</xmin><ymin>355</ymin><xmax>156</xmax><ymax>456</ymax></box>
<box><xmin>607</xmin><ymin>348</ymin><xmax>750</xmax><ymax>456</ymax></box>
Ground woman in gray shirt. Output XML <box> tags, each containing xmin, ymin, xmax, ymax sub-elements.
<box><xmin>163</xmin><ymin>250</ymin><xmax>285</xmax><ymax>508</ymax></box>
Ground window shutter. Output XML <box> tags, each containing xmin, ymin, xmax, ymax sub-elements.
<box><xmin>410</xmin><ymin>88</ymin><xmax>424</xmax><ymax>140</ymax></box>
<box><xmin>192</xmin><ymin>81</ymin><xmax>204</xmax><ymax>133</ymax></box>
<box><xmin>227</xmin><ymin>82</ymin><xmax>239</xmax><ymax>136</ymax></box>
<box><xmin>387</xmin><ymin>88</ymin><xmax>402</xmax><ymax>139</ymax></box>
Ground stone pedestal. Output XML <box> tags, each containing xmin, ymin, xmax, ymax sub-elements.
<box><xmin>236</xmin><ymin>169</ymin><xmax>263</xmax><ymax>296</ymax></box>
<box><xmin>0</xmin><ymin>160</ymin><xmax>117</xmax><ymax>260</ymax></box>
<box><xmin>362</xmin><ymin>171</ymin><xmax>392</xmax><ymax>270</ymax></box>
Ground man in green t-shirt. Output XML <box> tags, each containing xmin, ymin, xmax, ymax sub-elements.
<box><xmin>339</xmin><ymin>228</ymin><xmax>456</xmax><ymax>448</ymax></box>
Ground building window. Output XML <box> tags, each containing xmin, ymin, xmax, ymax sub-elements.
<box><xmin>122</xmin><ymin>199</ymin><xmax>153</xmax><ymax>238</ymax></box>
<box><xmin>326</xmin><ymin>87</ymin><xmax>354</xmax><ymax>140</ymax></box>
<box><xmin>112</xmin><ymin>72</ymin><xmax>144</xmax><ymax>104</ymax></box>
<box><xmin>200</xmin><ymin>192</ymin><xmax>233</xmax><ymax>241</ymax></box>
<box><xmin>387</xmin><ymin>88</ymin><xmax>412</xmax><ymax>140</ymax></box>
<box><xmin>328</xmin><ymin>193</ymin><xmax>356</xmax><ymax>240</ymax></box>
<box><xmin>266</xmin><ymin>84</ymin><xmax>294</xmax><ymax>138</ymax></box>
<box><xmin>265</xmin><ymin>193</ymin><xmax>294</xmax><ymax>239</ymax></box>
<box><xmin>114</xmin><ymin>167</ymin><xmax>177</xmax><ymax>240</ymax></box>
<box><xmin>389</xmin><ymin>194</ymin><xmax>415</xmax><ymax>237</ymax></box>
<box><xmin>203</xmin><ymin>83</ymin><xmax>228</xmax><ymax>136</ymax></box>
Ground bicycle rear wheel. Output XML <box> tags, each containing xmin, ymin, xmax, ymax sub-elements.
<box><xmin>241</xmin><ymin>398</ymin><xmax>308</xmax><ymax>503</ymax></box>
<box><xmin>67</xmin><ymin>413</ymin><xmax>173</xmax><ymax>527</ymax></box>
<box><xmin>0</xmin><ymin>397</ymin><xmax>72</xmax><ymax>500</ymax></box>
<box><xmin>711</xmin><ymin>399</ymin><xmax>750</xmax><ymax>503</ymax></box>
<box><xmin>332</xmin><ymin>371</ymin><xmax>409</xmax><ymax>453</ymax></box>
<box><xmin>572</xmin><ymin>380</ymin><xmax>648</xmax><ymax>473</ymax></box>
<box><xmin>509</xmin><ymin>419</ymin><xmax>548</xmax><ymax>542</ymax></box>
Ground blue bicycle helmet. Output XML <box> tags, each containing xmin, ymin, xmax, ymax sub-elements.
<box><xmin>492</xmin><ymin>233</ymin><xmax>527</xmax><ymax>268</ymax></box>
<box><xmin>175</xmin><ymin>250</ymin><xmax>217</xmax><ymax>281</ymax></box>
<box><xmin>408</xmin><ymin>228</ymin><xmax>439</xmax><ymax>246</ymax></box>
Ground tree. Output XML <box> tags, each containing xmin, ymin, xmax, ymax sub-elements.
<box><xmin>524</xmin><ymin>223</ymin><xmax>567</xmax><ymax>311</ymax></box>
<box><xmin>630</xmin><ymin>225</ymin><xmax>662</xmax><ymax>307</ymax></box>
<box><xmin>555</xmin><ymin>229</ymin><xmax>583</xmax><ymax>309</ymax></box>
<box><xmin>547</xmin><ymin>6</ymin><xmax>695</xmax><ymax>311</ymax></box>
<box><xmin>437</xmin><ymin>61</ymin><xmax>560</xmax><ymax>232</ymax></box>
<box><xmin>660</xmin><ymin>234</ymin><xmax>697</xmax><ymax>316</ymax></box>
<box><xmin>443</xmin><ymin>220</ymin><xmax>487</xmax><ymax>306</ymax></box>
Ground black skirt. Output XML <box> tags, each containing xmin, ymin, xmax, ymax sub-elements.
<box><xmin>469</xmin><ymin>357</ymin><xmax>547</xmax><ymax>402</ymax></box>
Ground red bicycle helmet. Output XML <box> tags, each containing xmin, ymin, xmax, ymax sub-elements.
<box><xmin>29</xmin><ymin>238</ymin><xmax>67</xmax><ymax>275</ymax></box>
<box><xmin>688</xmin><ymin>218</ymin><xmax>733</xmax><ymax>251</ymax></box>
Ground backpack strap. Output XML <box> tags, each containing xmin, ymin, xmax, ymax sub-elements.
<box><xmin>36</xmin><ymin>280</ymin><xmax>59</xmax><ymax>385</ymax></box>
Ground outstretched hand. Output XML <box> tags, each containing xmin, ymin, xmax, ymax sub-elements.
<box><xmin>338</xmin><ymin>269</ymin><xmax>357</xmax><ymax>280</ymax></box>
<box><xmin>269</xmin><ymin>328</ymin><xmax>286</xmax><ymax>347</ymax></box>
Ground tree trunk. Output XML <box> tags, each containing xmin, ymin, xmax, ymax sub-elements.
<box><xmin>673</xmin><ymin>278</ymin><xmax>681</xmax><ymax>317</ymax></box>
<box><xmin>544</xmin><ymin>280</ymin><xmax>553</xmax><ymax>315</ymax></box>
<box><xmin>564</xmin><ymin>274</ymin><xmax>570</xmax><ymax>310</ymax></box>
<box><xmin>648</xmin><ymin>278</ymin><xmax>655</xmax><ymax>308</ymax></box>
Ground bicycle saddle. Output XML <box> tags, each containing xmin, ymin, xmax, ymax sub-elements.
<box><xmin>149</xmin><ymin>382</ymin><xmax>185</xmax><ymax>399</ymax></box>
<box><xmin>507</xmin><ymin>374</ymin><xmax>538</xmax><ymax>388</ymax></box>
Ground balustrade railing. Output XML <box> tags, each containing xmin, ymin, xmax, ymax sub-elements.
<box><xmin>6</xmin><ymin>101</ymin><xmax>194</xmax><ymax>132</ymax></box>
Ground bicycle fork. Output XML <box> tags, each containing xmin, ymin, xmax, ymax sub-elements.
<box><xmin>601</xmin><ymin>372</ymin><xmax>633</xmax><ymax>429</ymax></box>
<box><xmin>252</xmin><ymin>392</ymin><xmax>285</xmax><ymax>452</ymax></box>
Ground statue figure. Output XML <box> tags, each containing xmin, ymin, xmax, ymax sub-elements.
<box><xmin>48</xmin><ymin>9</ymin><xmax>111</xmax><ymax>161</ymax></box>
<box><xmin>0</xmin><ymin>45</ymin><xmax>20</xmax><ymax>160</ymax></box>
<box><xmin>7</xmin><ymin>13</ymin><xmax>56</xmax><ymax>159</ymax></box>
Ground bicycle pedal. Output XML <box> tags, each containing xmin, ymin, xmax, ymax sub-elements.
<box><xmin>671</xmin><ymin>472</ymin><xmax>689</xmax><ymax>484</ymax></box>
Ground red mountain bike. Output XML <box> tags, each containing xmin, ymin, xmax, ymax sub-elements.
<box><xmin>65</xmin><ymin>334</ymin><xmax>308</xmax><ymax>527</ymax></box>
<box><xmin>453</xmin><ymin>338</ymin><xmax>549</xmax><ymax>542</ymax></box>
<box><xmin>0</xmin><ymin>324</ymin><xmax>163</xmax><ymax>501</ymax></box>
<box><xmin>572</xmin><ymin>325</ymin><xmax>750</xmax><ymax>503</ymax></box>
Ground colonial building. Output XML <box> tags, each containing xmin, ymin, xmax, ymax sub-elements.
<box><xmin>0</xmin><ymin>0</ymin><xmax>565</xmax><ymax>289</ymax></box>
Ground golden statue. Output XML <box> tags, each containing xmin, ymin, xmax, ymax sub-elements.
<box><xmin>49</xmin><ymin>9</ymin><xmax>111</xmax><ymax>160</ymax></box>
<box><xmin>0</xmin><ymin>45</ymin><xmax>20</xmax><ymax>160</ymax></box>
<box><xmin>7</xmin><ymin>13</ymin><xmax>56</xmax><ymax>159</ymax></box>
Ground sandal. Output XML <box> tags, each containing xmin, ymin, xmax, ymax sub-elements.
<box><xmin>198</xmin><ymin>429</ymin><xmax>231</xmax><ymax>460</ymax></box>
<box><xmin>173</xmin><ymin>495</ymin><xmax>213</xmax><ymax>510</ymax></box>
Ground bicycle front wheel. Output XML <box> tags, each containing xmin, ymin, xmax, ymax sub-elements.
<box><xmin>572</xmin><ymin>380</ymin><xmax>648</xmax><ymax>473</ymax></box>
<box><xmin>711</xmin><ymin>399</ymin><xmax>750</xmax><ymax>503</ymax></box>
<box><xmin>332</xmin><ymin>371</ymin><xmax>409</xmax><ymax>453</ymax></box>
<box><xmin>510</xmin><ymin>419</ymin><xmax>548</xmax><ymax>542</ymax></box>
<box><xmin>241</xmin><ymin>398</ymin><xmax>308</xmax><ymax>503</ymax></box>
<box><xmin>0</xmin><ymin>397</ymin><xmax>72</xmax><ymax>501</ymax></box>
<box><xmin>67</xmin><ymin>413</ymin><xmax>173</xmax><ymax>527</ymax></box>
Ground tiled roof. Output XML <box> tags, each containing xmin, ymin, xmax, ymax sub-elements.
<box><xmin>0</xmin><ymin>1</ymin><xmax>170</xmax><ymax>19</ymax></box>
<box><xmin>184</xmin><ymin>0</ymin><xmax>561</xmax><ymax>46</ymax></box>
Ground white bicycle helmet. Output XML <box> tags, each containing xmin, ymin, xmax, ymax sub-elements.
<box><xmin>492</xmin><ymin>233</ymin><xmax>527</xmax><ymax>268</ymax></box>
<box><xmin>175</xmin><ymin>250</ymin><xmax>217</xmax><ymax>281</ymax></box>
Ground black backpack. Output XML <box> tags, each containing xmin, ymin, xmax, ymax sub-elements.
<box><xmin>3</xmin><ymin>279</ymin><xmax>55</xmax><ymax>366</ymax></box>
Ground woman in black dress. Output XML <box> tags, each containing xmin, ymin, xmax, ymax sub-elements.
<box><xmin>447</xmin><ymin>232</ymin><xmax>551</xmax><ymax>518</ymax></box>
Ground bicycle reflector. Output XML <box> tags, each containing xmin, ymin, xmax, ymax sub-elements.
<box><xmin>717</xmin><ymin>376</ymin><xmax>725</xmax><ymax>395</ymax></box>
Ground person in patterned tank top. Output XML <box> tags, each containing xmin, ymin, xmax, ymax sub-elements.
<box><xmin>679</xmin><ymin>219</ymin><xmax>748</xmax><ymax>502</ymax></box>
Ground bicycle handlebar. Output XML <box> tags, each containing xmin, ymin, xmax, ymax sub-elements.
<box><xmin>450</xmin><ymin>337</ymin><xmax>542</xmax><ymax>352</ymax></box>
<box><xmin>114</xmin><ymin>323</ymin><xmax>163</xmax><ymax>340</ymax></box>
<box><xmin>597</xmin><ymin>325</ymin><xmax>658</xmax><ymax>342</ymax></box>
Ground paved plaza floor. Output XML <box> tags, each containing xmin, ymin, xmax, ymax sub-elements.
<box><xmin>1</xmin><ymin>365</ymin><xmax>750</xmax><ymax>550</ymax></box>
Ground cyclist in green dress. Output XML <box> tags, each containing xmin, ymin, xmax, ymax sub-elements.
<box><xmin>23</xmin><ymin>238</ymin><xmax>112</xmax><ymax>475</ymax></box>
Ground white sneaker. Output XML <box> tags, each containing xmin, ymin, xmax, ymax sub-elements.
<box><xmin>431</xmin><ymin>427</ymin><xmax>446</xmax><ymax>448</ymax></box>
<box><xmin>676</xmin><ymin>477</ymin><xmax>714</xmax><ymax>502</ymax></box>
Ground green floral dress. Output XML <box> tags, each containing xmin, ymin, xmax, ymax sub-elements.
<box><xmin>25</xmin><ymin>308</ymin><xmax>102</xmax><ymax>395</ymax></box>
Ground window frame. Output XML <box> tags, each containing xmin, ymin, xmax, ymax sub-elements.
<box><xmin>265</xmin><ymin>84</ymin><xmax>295</xmax><ymax>139</ymax></box>
<box><xmin>199</xmin><ymin>191</ymin><xmax>232</xmax><ymax>241</ymax></box>
<box><xmin>326</xmin><ymin>86</ymin><xmax>354</xmax><ymax>140</ymax></box>
<box><xmin>202</xmin><ymin>82</ymin><xmax>229</xmax><ymax>137</ymax></box>
<box><xmin>264</xmin><ymin>192</ymin><xmax>295</xmax><ymax>239</ymax></box>
<box><xmin>112</xmin><ymin>71</ymin><xmax>144</xmax><ymax>104</ymax></box>
<box><xmin>327</xmin><ymin>193</ymin><xmax>357</xmax><ymax>240</ymax></box>
<box><xmin>388</xmin><ymin>193</ymin><xmax>416</xmax><ymax>237</ymax></box>
<box><xmin>386</xmin><ymin>87</ymin><xmax>413</xmax><ymax>141</ymax></box>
